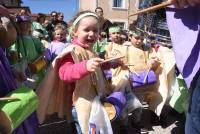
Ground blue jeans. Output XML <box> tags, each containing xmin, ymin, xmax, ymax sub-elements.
<box><xmin>185</xmin><ymin>75</ymin><xmax>200</xmax><ymax>134</ymax></box>
<box><xmin>72</xmin><ymin>106</ymin><xmax>82</xmax><ymax>134</ymax></box>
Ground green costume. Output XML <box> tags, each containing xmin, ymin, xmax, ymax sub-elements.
<box><xmin>93</xmin><ymin>39</ymin><xmax>108</xmax><ymax>53</ymax></box>
<box><xmin>9</xmin><ymin>36</ymin><xmax>45</xmax><ymax>88</ymax></box>
<box><xmin>10</xmin><ymin>36</ymin><xmax>43</xmax><ymax>62</ymax></box>
<box><xmin>32</xmin><ymin>21</ymin><xmax>48</xmax><ymax>37</ymax></box>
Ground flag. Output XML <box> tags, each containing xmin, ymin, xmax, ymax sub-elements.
<box><xmin>166</xmin><ymin>5</ymin><xmax>200</xmax><ymax>89</ymax></box>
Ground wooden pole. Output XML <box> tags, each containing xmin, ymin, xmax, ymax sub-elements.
<box><xmin>129</xmin><ymin>1</ymin><xmax>173</xmax><ymax>17</ymax></box>
<box><xmin>0</xmin><ymin>97</ymin><xmax>19</xmax><ymax>101</ymax></box>
<box><xmin>100</xmin><ymin>56</ymin><xmax>125</xmax><ymax>64</ymax></box>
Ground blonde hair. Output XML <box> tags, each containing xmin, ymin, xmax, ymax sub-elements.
<box><xmin>69</xmin><ymin>10</ymin><xmax>99</xmax><ymax>39</ymax></box>
<box><xmin>53</xmin><ymin>23</ymin><xmax>67</xmax><ymax>36</ymax></box>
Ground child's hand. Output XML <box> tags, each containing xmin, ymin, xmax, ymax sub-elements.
<box><xmin>109</xmin><ymin>59</ymin><xmax>124</xmax><ymax>69</ymax></box>
<box><xmin>86</xmin><ymin>58</ymin><xmax>104</xmax><ymax>72</ymax></box>
<box><xmin>168</xmin><ymin>0</ymin><xmax>200</xmax><ymax>8</ymax></box>
<box><xmin>14</xmin><ymin>70</ymin><xmax>26</xmax><ymax>82</ymax></box>
<box><xmin>147</xmin><ymin>57</ymin><xmax>161</xmax><ymax>70</ymax></box>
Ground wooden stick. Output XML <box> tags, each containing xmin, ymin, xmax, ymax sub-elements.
<box><xmin>101</xmin><ymin>55</ymin><xmax>125</xmax><ymax>64</ymax></box>
<box><xmin>129</xmin><ymin>1</ymin><xmax>173</xmax><ymax>17</ymax></box>
<box><xmin>125</xmin><ymin>64</ymin><xmax>135</xmax><ymax>66</ymax></box>
<box><xmin>0</xmin><ymin>97</ymin><xmax>19</xmax><ymax>101</ymax></box>
<box><xmin>132</xmin><ymin>70</ymin><xmax>139</xmax><ymax>77</ymax></box>
<box><xmin>143</xmin><ymin>68</ymin><xmax>150</xmax><ymax>83</ymax></box>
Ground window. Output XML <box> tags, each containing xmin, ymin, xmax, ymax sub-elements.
<box><xmin>113</xmin><ymin>0</ymin><xmax>125</xmax><ymax>8</ymax></box>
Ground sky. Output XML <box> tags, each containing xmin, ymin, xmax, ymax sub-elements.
<box><xmin>22</xmin><ymin>0</ymin><xmax>79</xmax><ymax>22</ymax></box>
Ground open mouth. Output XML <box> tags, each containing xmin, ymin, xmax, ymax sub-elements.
<box><xmin>86</xmin><ymin>39</ymin><xmax>95</xmax><ymax>44</ymax></box>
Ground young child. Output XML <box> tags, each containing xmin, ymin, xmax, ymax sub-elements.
<box><xmin>37</xmin><ymin>11</ymin><xmax>125</xmax><ymax>134</ymax></box>
<box><xmin>8</xmin><ymin>15</ymin><xmax>45</xmax><ymax>89</ymax></box>
<box><xmin>45</xmin><ymin>23</ymin><xmax>68</xmax><ymax>62</ymax></box>
<box><xmin>105</xmin><ymin>25</ymin><xmax>126</xmax><ymax>60</ymax></box>
<box><xmin>127</xmin><ymin>30</ymin><xmax>174</xmax><ymax>118</ymax></box>
<box><xmin>108</xmin><ymin>25</ymin><xmax>122</xmax><ymax>45</ymax></box>
<box><xmin>104</xmin><ymin>25</ymin><xmax>128</xmax><ymax>92</ymax></box>
<box><xmin>93</xmin><ymin>31</ymin><xmax>108</xmax><ymax>58</ymax></box>
<box><xmin>58</xmin><ymin>11</ymin><xmax>114</xmax><ymax>134</ymax></box>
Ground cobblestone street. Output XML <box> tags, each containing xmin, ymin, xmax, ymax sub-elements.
<box><xmin>37</xmin><ymin>105</ymin><xmax>185</xmax><ymax>134</ymax></box>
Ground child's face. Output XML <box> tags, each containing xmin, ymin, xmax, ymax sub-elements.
<box><xmin>131</xmin><ymin>36</ymin><xmax>143</xmax><ymax>48</ymax></box>
<box><xmin>110</xmin><ymin>32</ymin><xmax>121</xmax><ymax>44</ymax></box>
<box><xmin>54</xmin><ymin>29</ymin><xmax>66</xmax><ymax>42</ymax></box>
<box><xmin>74</xmin><ymin>16</ymin><xmax>98</xmax><ymax>47</ymax></box>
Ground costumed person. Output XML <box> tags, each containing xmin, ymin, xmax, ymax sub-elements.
<box><xmin>166</xmin><ymin>0</ymin><xmax>200</xmax><ymax>133</ymax></box>
<box><xmin>45</xmin><ymin>23</ymin><xmax>68</xmax><ymax>63</ymax></box>
<box><xmin>109</xmin><ymin>30</ymin><xmax>173</xmax><ymax>133</ymax></box>
<box><xmin>37</xmin><ymin>11</ymin><xmax>125</xmax><ymax>134</ymax></box>
<box><xmin>8</xmin><ymin>15</ymin><xmax>45</xmax><ymax>89</ymax></box>
<box><xmin>126</xmin><ymin>30</ymin><xmax>172</xmax><ymax>116</ymax></box>
<box><xmin>32</xmin><ymin>13</ymin><xmax>48</xmax><ymax>39</ymax></box>
<box><xmin>32</xmin><ymin>13</ymin><xmax>49</xmax><ymax>48</ymax></box>
<box><xmin>104</xmin><ymin>26</ymin><xmax>142</xmax><ymax>133</ymax></box>
<box><xmin>93</xmin><ymin>31</ymin><xmax>108</xmax><ymax>59</ymax></box>
<box><xmin>150</xmin><ymin>35</ymin><xmax>176</xmax><ymax>117</ymax></box>
<box><xmin>0</xmin><ymin>6</ymin><xmax>38</xmax><ymax>134</ymax></box>
<box><xmin>32</xmin><ymin>29</ymin><xmax>49</xmax><ymax>49</ymax></box>
<box><xmin>104</xmin><ymin>25</ymin><xmax>128</xmax><ymax>92</ymax></box>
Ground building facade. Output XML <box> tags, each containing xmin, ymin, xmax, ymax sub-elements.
<box><xmin>0</xmin><ymin>0</ymin><xmax>22</xmax><ymax>6</ymax></box>
<box><xmin>79</xmin><ymin>0</ymin><xmax>138</xmax><ymax>29</ymax></box>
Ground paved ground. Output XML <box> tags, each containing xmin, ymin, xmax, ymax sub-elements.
<box><xmin>36</xmin><ymin>115</ymin><xmax>69</xmax><ymax>134</ymax></box>
<box><xmin>36</xmin><ymin>105</ymin><xmax>185</xmax><ymax>134</ymax></box>
<box><xmin>149</xmin><ymin>105</ymin><xmax>185</xmax><ymax>134</ymax></box>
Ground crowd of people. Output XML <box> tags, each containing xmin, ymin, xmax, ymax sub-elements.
<box><xmin>0</xmin><ymin>0</ymin><xmax>199</xmax><ymax>133</ymax></box>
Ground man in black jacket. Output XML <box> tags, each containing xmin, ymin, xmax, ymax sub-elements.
<box><xmin>95</xmin><ymin>7</ymin><xmax>112</xmax><ymax>38</ymax></box>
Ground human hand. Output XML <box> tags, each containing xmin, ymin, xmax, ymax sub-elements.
<box><xmin>14</xmin><ymin>70</ymin><xmax>26</xmax><ymax>82</ymax></box>
<box><xmin>168</xmin><ymin>0</ymin><xmax>200</xmax><ymax>8</ymax></box>
<box><xmin>86</xmin><ymin>58</ymin><xmax>104</xmax><ymax>72</ymax></box>
<box><xmin>110</xmin><ymin>58</ymin><xmax>124</xmax><ymax>68</ymax></box>
<box><xmin>147</xmin><ymin>57</ymin><xmax>161</xmax><ymax>70</ymax></box>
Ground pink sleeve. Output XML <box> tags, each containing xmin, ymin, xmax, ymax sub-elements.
<box><xmin>59</xmin><ymin>54</ymin><xmax>90</xmax><ymax>83</ymax></box>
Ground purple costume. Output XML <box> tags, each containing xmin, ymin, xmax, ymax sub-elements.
<box><xmin>45</xmin><ymin>41</ymin><xmax>68</xmax><ymax>61</ymax></box>
<box><xmin>166</xmin><ymin>5</ymin><xmax>200</xmax><ymax>88</ymax></box>
<box><xmin>166</xmin><ymin>5</ymin><xmax>200</xmax><ymax>134</ymax></box>
<box><xmin>0</xmin><ymin>48</ymin><xmax>38</xmax><ymax>134</ymax></box>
